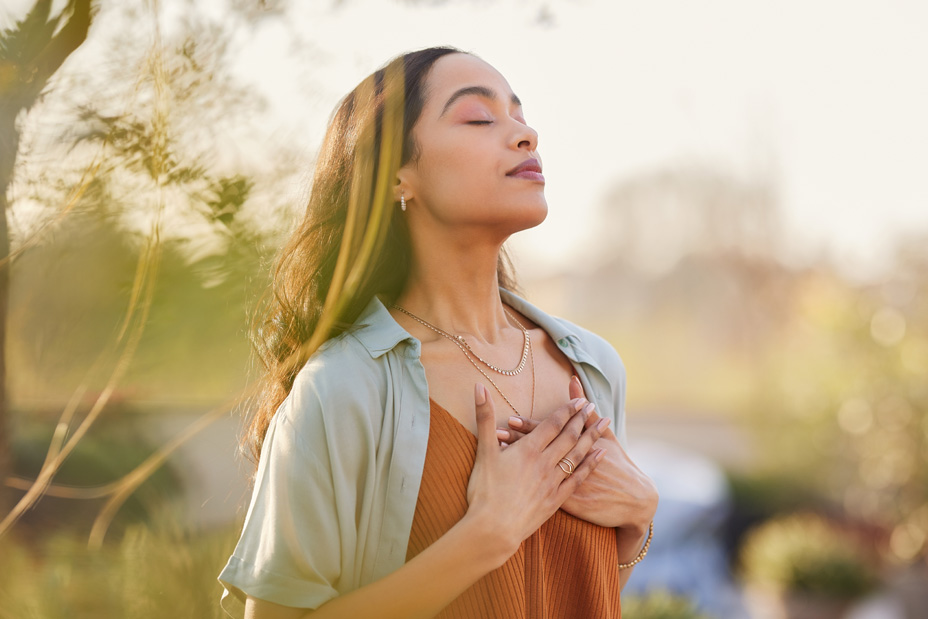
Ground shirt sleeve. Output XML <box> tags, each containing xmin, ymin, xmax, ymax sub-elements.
<box><xmin>611</xmin><ymin>349</ymin><xmax>628</xmax><ymax>449</ymax></box>
<box><xmin>570</xmin><ymin>324</ymin><xmax>629</xmax><ymax>450</ymax></box>
<box><xmin>218</xmin><ymin>369</ymin><xmax>344</xmax><ymax>616</ymax></box>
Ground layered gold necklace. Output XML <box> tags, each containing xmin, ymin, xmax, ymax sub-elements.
<box><xmin>392</xmin><ymin>304</ymin><xmax>536</xmax><ymax>419</ymax></box>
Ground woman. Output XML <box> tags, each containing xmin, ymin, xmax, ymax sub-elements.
<box><xmin>219</xmin><ymin>45</ymin><xmax>658</xmax><ymax>619</ymax></box>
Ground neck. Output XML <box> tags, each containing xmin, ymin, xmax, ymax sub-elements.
<box><xmin>394</xmin><ymin>234</ymin><xmax>513</xmax><ymax>344</ymax></box>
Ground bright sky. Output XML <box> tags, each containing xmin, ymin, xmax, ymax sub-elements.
<box><xmin>7</xmin><ymin>0</ymin><xmax>928</xmax><ymax>278</ymax></box>
<box><xmin>227</xmin><ymin>0</ymin><xmax>928</xmax><ymax>278</ymax></box>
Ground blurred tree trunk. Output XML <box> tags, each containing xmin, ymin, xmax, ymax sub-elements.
<box><xmin>0</xmin><ymin>0</ymin><xmax>93</xmax><ymax>510</ymax></box>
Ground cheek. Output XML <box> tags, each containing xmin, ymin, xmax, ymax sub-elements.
<box><xmin>439</xmin><ymin>139</ymin><xmax>487</xmax><ymax>174</ymax></box>
<box><xmin>423</xmin><ymin>143</ymin><xmax>497</xmax><ymax>201</ymax></box>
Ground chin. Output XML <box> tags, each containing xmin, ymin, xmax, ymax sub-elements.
<box><xmin>527</xmin><ymin>203</ymin><xmax>549</xmax><ymax>228</ymax></box>
<box><xmin>509</xmin><ymin>200</ymin><xmax>548</xmax><ymax>232</ymax></box>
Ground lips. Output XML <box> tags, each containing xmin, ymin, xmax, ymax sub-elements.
<box><xmin>506</xmin><ymin>158</ymin><xmax>542</xmax><ymax>176</ymax></box>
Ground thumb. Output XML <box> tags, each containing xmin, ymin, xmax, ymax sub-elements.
<box><xmin>569</xmin><ymin>374</ymin><xmax>585</xmax><ymax>400</ymax></box>
<box><xmin>473</xmin><ymin>383</ymin><xmax>498</xmax><ymax>461</ymax></box>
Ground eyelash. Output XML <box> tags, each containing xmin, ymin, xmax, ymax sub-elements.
<box><xmin>467</xmin><ymin>120</ymin><xmax>493</xmax><ymax>125</ymax></box>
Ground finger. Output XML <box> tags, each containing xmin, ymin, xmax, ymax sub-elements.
<box><xmin>583</xmin><ymin>407</ymin><xmax>601</xmax><ymax>430</ymax></box>
<box><xmin>522</xmin><ymin>397</ymin><xmax>587</xmax><ymax>449</ymax></box>
<box><xmin>508</xmin><ymin>415</ymin><xmax>540</xmax><ymax>434</ymax></box>
<box><xmin>558</xmin><ymin>415</ymin><xmax>610</xmax><ymax>476</ymax></box>
<box><xmin>542</xmin><ymin>401</ymin><xmax>595</xmax><ymax>464</ymax></box>
<box><xmin>586</xmin><ymin>409</ymin><xmax>621</xmax><ymax>442</ymax></box>
<box><xmin>557</xmin><ymin>448</ymin><xmax>606</xmax><ymax>501</ymax></box>
<box><xmin>497</xmin><ymin>427</ymin><xmax>528</xmax><ymax>443</ymax></box>
<box><xmin>569</xmin><ymin>375</ymin><xmax>584</xmax><ymax>400</ymax></box>
<box><xmin>474</xmin><ymin>383</ymin><xmax>498</xmax><ymax>461</ymax></box>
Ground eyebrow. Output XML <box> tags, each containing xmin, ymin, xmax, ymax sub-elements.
<box><xmin>438</xmin><ymin>85</ymin><xmax>522</xmax><ymax>118</ymax></box>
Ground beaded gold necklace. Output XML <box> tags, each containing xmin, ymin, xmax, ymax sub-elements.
<box><xmin>392</xmin><ymin>304</ymin><xmax>536</xmax><ymax>419</ymax></box>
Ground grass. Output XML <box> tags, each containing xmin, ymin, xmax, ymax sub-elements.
<box><xmin>0</xmin><ymin>514</ymin><xmax>240</xmax><ymax>619</ymax></box>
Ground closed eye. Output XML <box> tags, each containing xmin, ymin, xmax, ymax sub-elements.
<box><xmin>467</xmin><ymin>120</ymin><xmax>493</xmax><ymax>125</ymax></box>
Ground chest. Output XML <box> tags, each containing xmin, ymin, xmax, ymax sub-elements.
<box><xmin>421</xmin><ymin>328</ymin><xmax>578</xmax><ymax>435</ymax></box>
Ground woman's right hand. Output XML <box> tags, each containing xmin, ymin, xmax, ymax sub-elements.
<box><xmin>464</xmin><ymin>383</ymin><xmax>606</xmax><ymax>561</ymax></box>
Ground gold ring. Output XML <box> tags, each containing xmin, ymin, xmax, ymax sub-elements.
<box><xmin>557</xmin><ymin>458</ymin><xmax>575</xmax><ymax>475</ymax></box>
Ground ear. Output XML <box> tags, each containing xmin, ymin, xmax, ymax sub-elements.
<box><xmin>393</xmin><ymin>169</ymin><xmax>414</xmax><ymax>203</ymax></box>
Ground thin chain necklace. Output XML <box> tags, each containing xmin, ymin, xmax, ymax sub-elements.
<box><xmin>392</xmin><ymin>304</ymin><xmax>536</xmax><ymax>419</ymax></box>
<box><xmin>392</xmin><ymin>304</ymin><xmax>530</xmax><ymax>376</ymax></box>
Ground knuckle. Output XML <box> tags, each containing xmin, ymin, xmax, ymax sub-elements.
<box><xmin>567</xmin><ymin>425</ymin><xmax>582</xmax><ymax>443</ymax></box>
<box><xmin>549</xmin><ymin>410</ymin><xmax>570</xmax><ymax>431</ymax></box>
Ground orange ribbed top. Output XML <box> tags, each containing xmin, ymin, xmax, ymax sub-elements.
<box><xmin>405</xmin><ymin>399</ymin><xmax>622</xmax><ymax>619</ymax></box>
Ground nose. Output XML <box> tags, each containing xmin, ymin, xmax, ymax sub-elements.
<box><xmin>511</xmin><ymin>118</ymin><xmax>539</xmax><ymax>152</ymax></box>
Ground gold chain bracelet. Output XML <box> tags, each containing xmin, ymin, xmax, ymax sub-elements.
<box><xmin>618</xmin><ymin>521</ymin><xmax>654</xmax><ymax>570</ymax></box>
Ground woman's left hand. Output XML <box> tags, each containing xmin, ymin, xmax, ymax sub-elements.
<box><xmin>497</xmin><ymin>376</ymin><xmax>658</xmax><ymax>532</ymax></box>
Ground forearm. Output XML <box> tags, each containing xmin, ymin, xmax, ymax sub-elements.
<box><xmin>302</xmin><ymin>514</ymin><xmax>510</xmax><ymax>619</ymax></box>
<box><xmin>619</xmin><ymin>566</ymin><xmax>636</xmax><ymax>591</ymax></box>
<box><xmin>616</xmin><ymin>527</ymin><xmax>649</xmax><ymax>591</ymax></box>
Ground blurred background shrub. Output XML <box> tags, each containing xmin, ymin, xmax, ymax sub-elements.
<box><xmin>739</xmin><ymin>512</ymin><xmax>880</xmax><ymax>599</ymax></box>
<box><xmin>0</xmin><ymin>517</ymin><xmax>239</xmax><ymax>619</ymax></box>
<box><xmin>9</xmin><ymin>402</ymin><xmax>182</xmax><ymax>535</ymax></box>
<box><xmin>622</xmin><ymin>590</ymin><xmax>714</xmax><ymax>619</ymax></box>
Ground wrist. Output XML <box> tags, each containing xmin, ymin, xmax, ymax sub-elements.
<box><xmin>617</xmin><ymin>521</ymin><xmax>653</xmax><ymax>569</ymax></box>
<box><xmin>457</xmin><ymin>511</ymin><xmax>519</xmax><ymax>570</ymax></box>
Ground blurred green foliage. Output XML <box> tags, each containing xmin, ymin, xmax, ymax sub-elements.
<box><xmin>722</xmin><ymin>470</ymin><xmax>824</xmax><ymax>564</ymax></box>
<box><xmin>0</xmin><ymin>515</ymin><xmax>239</xmax><ymax>618</ymax></box>
<box><xmin>10</xmin><ymin>404</ymin><xmax>182</xmax><ymax>533</ymax></box>
<box><xmin>739</xmin><ymin>512</ymin><xmax>879</xmax><ymax>599</ymax></box>
<box><xmin>744</xmin><ymin>244</ymin><xmax>928</xmax><ymax>563</ymax></box>
<box><xmin>6</xmin><ymin>0</ymin><xmax>289</xmax><ymax>408</ymax></box>
<box><xmin>622</xmin><ymin>589</ymin><xmax>715</xmax><ymax>619</ymax></box>
<box><xmin>9</xmin><ymin>206</ymin><xmax>268</xmax><ymax>402</ymax></box>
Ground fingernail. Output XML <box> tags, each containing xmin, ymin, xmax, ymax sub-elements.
<box><xmin>573</xmin><ymin>398</ymin><xmax>587</xmax><ymax>412</ymax></box>
<box><xmin>475</xmin><ymin>383</ymin><xmax>486</xmax><ymax>405</ymax></box>
<box><xmin>501</xmin><ymin>441</ymin><xmax>509</xmax><ymax>447</ymax></box>
<box><xmin>581</xmin><ymin>402</ymin><xmax>594</xmax><ymax>417</ymax></box>
<box><xmin>572</xmin><ymin>375</ymin><xmax>580</xmax><ymax>386</ymax></box>
<box><xmin>595</xmin><ymin>449</ymin><xmax>606</xmax><ymax>462</ymax></box>
<box><xmin>496</xmin><ymin>429</ymin><xmax>508</xmax><ymax>441</ymax></box>
<box><xmin>596</xmin><ymin>417</ymin><xmax>610</xmax><ymax>431</ymax></box>
<box><xmin>509</xmin><ymin>416</ymin><xmax>522</xmax><ymax>428</ymax></box>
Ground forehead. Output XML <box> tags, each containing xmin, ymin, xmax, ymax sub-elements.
<box><xmin>422</xmin><ymin>53</ymin><xmax>517</xmax><ymax>117</ymax></box>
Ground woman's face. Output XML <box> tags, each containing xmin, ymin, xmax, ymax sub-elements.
<box><xmin>397</xmin><ymin>53</ymin><xmax>547</xmax><ymax>235</ymax></box>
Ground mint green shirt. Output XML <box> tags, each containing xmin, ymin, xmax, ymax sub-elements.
<box><xmin>218</xmin><ymin>288</ymin><xmax>627</xmax><ymax>616</ymax></box>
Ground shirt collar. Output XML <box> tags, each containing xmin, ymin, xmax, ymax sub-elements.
<box><xmin>349</xmin><ymin>295</ymin><xmax>418</xmax><ymax>359</ymax></box>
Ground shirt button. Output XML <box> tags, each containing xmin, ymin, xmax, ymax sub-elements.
<box><xmin>558</xmin><ymin>339</ymin><xmax>568</xmax><ymax>347</ymax></box>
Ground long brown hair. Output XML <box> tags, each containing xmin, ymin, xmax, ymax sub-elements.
<box><xmin>244</xmin><ymin>46</ymin><xmax>520</xmax><ymax>463</ymax></box>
